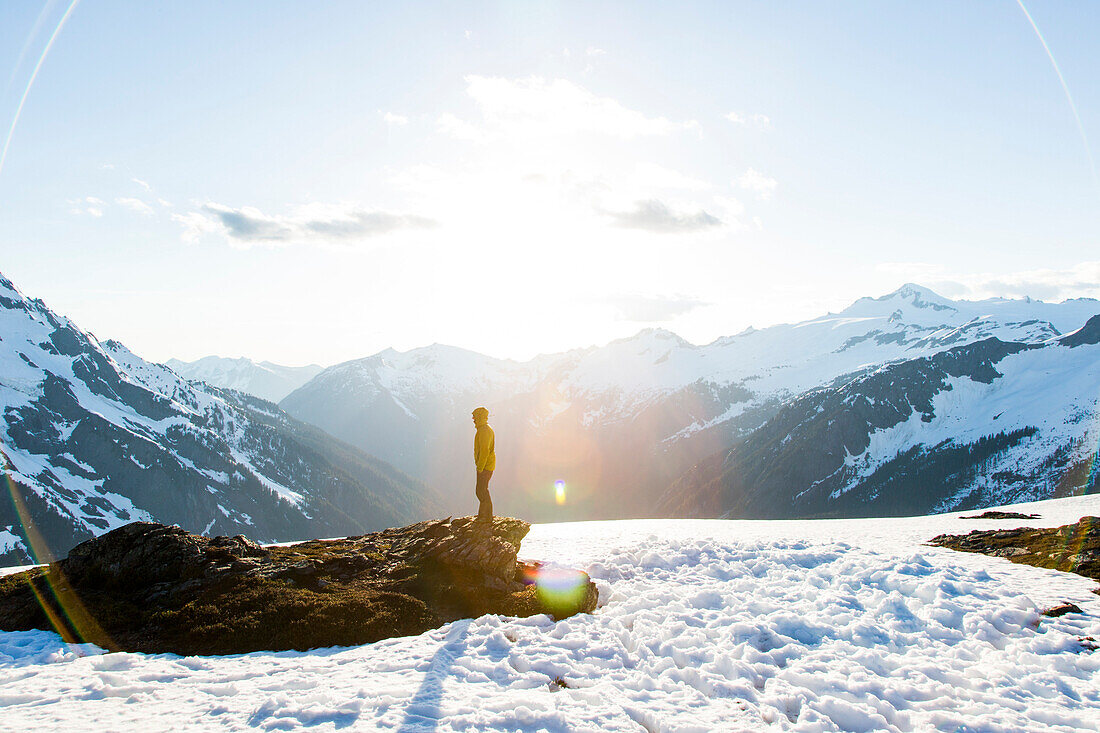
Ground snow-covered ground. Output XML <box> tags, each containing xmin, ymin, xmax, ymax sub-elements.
<box><xmin>2</xmin><ymin>495</ymin><xmax>1099</xmax><ymax>732</ymax></box>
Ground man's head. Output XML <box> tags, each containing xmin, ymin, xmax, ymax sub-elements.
<box><xmin>472</xmin><ymin>406</ymin><xmax>489</xmax><ymax>426</ymax></box>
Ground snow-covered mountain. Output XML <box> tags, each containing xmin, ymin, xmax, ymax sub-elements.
<box><xmin>281</xmin><ymin>284</ymin><xmax>1100</xmax><ymax>520</ymax></box>
<box><xmin>166</xmin><ymin>356</ymin><xmax>323</xmax><ymax>403</ymax></box>
<box><xmin>280</xmin><ymin>344</ymin><xmax>570</xmax><ymax>517</ymax></box>
<box><xmin>660</xmin><ymin>320</ymin><xmax>1100</xmax><ymax>519</ymax></box>
<box><xmin>0</xmin><ymin>273</ymin><xmax>441</xmax><ymax>565</ymax></box>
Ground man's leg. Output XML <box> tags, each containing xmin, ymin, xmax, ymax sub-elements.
<box><xmin>475</xmin><ymin>470</ymin><xmax>493</xmax><ymax>521</ymax></box>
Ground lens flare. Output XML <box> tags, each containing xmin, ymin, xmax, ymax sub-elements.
<box><xmin>534</xmin><ymin>565</ymin><xmax>589</xmax><ymax>617</ymax></box>
<box><xmin>554</xmin><ymin>479</ymin><xmax>566</xmax><ymax>505</ymax></box>
<box><xmin>1</xmin><ymin>0</ymin><xmax>83</xmax><ymax>178</ymax></box>
<box><xmin>3</xmin><ymin>446</ymin><xmax>113</xmax><ymax>651</ymax></box>
<box><xmin>1015</xmin><ymin>0</ymin><xmax>1100</xmax><ymax>202</ymax></box>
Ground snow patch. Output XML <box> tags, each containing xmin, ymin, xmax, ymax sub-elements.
<box><xmin>0</xmin><ymin>529</ymin><xmax>25</xmax><ymax>557</ymax></box>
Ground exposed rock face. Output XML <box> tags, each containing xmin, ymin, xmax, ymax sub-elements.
<box><xmin>959</xmin><ymin>511</ymin><xmax>1041</xmax><ymax>520</ymax></box>
<box><xmin>929</xmin><ymin>516</ymin><xmax>1100</xmax><ymax>591</ymax></box>
<box><xmin>0</xmin><ymin>517</ymin><xmax>598</xmax><ymax>655</ymax></box>
<box><xmin>661</xmin><ymin>332</ymin><xmax>1100</xmax><ymax>521</ymax></box>
<box><xmin>1059</xmin><ymin>314</ymin><xmax>1100</xmax><ymax>347</ymax></box>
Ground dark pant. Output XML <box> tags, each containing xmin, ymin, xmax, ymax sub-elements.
<box><xmin>475</xmin><ymin>470</ymin><xmax>493</xmax><ymax>520</ymax></box>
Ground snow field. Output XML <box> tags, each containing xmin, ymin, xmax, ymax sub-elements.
<box><xmin>1</xmin><ymin>495</ymin><xmax>1099</xmax><ymax>731</ymax></box>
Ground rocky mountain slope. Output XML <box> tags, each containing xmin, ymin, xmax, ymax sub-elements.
<box><xmin>659</xmin><ymin>319</ymin><xmax>1100</xmax><ymax>519</ymax></box>
<box><xmin>281</xmin><ymin>285</ymin><xmax>1100</xmax><ymax>520</ymax></box>
<box><xmin>166</xmin><ymin>356</ymin><xmax>323</xmax><ymax>403</ymax></box>
<box><xmin>0</xmin><ymin>273</ymin><xmax>441</xmax><ymax>565</ymax></box>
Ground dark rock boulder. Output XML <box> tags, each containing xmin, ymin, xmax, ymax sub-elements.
<box><xmin>1042</xmin><ymin>602</ymin><xmax>1083</xmax><ymax>618</ymax></box>
<box><xmin>0</xmin><ymin>517</ymin><xmax>598</xmax><ymax>655</ymax></box>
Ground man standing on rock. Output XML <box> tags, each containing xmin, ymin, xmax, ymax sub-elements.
<box><xmin>472</xmin><ymin>407</ymin><xmax>495</xmax><ymax>522</ymax></box>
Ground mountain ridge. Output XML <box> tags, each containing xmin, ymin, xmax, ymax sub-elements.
<box><xmin>166</xmin><ymin>356</ymin><xmax>324</xmax><ymax>403</ymax></box>
<box><xmin>659</xmin><ymin>329</ymin><xmax>1100</xmax><ymax>519</ymax></box>
<box><xmin>0</xmin><ymin>272</ymin><xmax>441</xmax><ymax>565</ymax></box>
<box><xmin>279</xmin><ymin>283</ymin><xmax>1100</xmax><ymax>521</ymax></box>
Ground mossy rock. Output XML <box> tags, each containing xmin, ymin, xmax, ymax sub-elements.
<box><xmin>0</xmin><ymin>517</ymin><xmax>598</xmax><ymax>654</ymax></box>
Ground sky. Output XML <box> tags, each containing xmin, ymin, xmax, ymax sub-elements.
<box><xmin>1</xmin><ymin>1</ymin><xmax>1098</xmax><ymax>366</ymax></box>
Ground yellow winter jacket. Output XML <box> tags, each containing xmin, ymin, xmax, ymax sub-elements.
<box><xmin>474</xmin><ymin>422</ymin><xmax>496</xmax><ymax>472</ymax></box>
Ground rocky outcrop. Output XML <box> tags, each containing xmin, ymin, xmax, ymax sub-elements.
<box><xmin>0</xmin><ymin>517</ymin><xmax>598</xmax><ymax>655</ymax></box>
<box><xmin>930</xmin><ymin>516</ymin><xmax>1100</xmax><ymax>592</ymax></box>
<box><xmin>960</xmin><ymin>511</ymin><xmax>1040</xmax><ymax>520</ymax></box>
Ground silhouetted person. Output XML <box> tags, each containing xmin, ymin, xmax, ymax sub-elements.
<box><xmin>472</xmin><ymin>407</ymin><xmax>495</xmax><ymax>522</ymax></box>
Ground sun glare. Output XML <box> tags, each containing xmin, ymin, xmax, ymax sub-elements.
<box><xmin>554</xmin><ymin>479</ymin><xmax>566</xmax><ymax>505</ymax></box>
<box><xmin>533</xmin><ymin>565</ymin><xmax>590</xmax><ymax>616</ymax></box>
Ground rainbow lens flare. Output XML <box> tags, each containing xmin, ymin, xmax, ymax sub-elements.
<box><xmin>3</xmin><ymin>460</ymin><xmax>113</xmax><ymax>650</ymax></box>
<box><xmin>554</xmin><ymin>479</ymin><xmax>566</xmax><ymax>505</ymax></box>
<box><xmin>534</xmin><ymin>565</ymin><xmax>590</xmax><ymax>617</ymax></box>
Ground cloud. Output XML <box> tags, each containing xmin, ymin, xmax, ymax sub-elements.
<box><xmin>601</xmin><ymin>294</ymin><xmax>709</xmax><ymax>322</ymax></box>
<box><xmin>725</xmin><ymin>111</ymin><xmax>771</xmax><ymax>129</ymax></box>
<box><xmin>439</xmin><ymin>76</ymin><xmax>699</xmax><ymax>142</ymax></box>
<box><xmin>204</xmin><ymin>204</ymin><xmax>293</xmax><ymax>241</ymax></box>
<box><xmin>69</xmin><ymin>196</ymin><xmax>105</xmax><ymax>217</ymax></box>
<box><xmin>182</xmin><ymin>202</ymin><xmax>438</xmax><ymax>246</ymax></box>
<box><xmin>876</xmin><ymin>261</ymin><xmax>1100</xmax><ymax>302</ymax></box>
<box><xmin>736</xmin><ymin>168</ymin><xmax>777</xmax><ymax>200</ymax></box>
<box><xmin>604</xmin><ymin>199</ymin><xmax>722</xmax><ymax>233</ymax></box>
<box><xmin>382</xmin><ymin>111</ymin><xmax>408</xmax><ymax>126</ymax></box>
<box><xmin>585</xmin><ymin>46</ymin><xmax>606</xmax><ymax>57</ymax></box>
<box><xmin>300</xmin><ymin>209</ymin><xmax>436</xmax><ymax>239</ymax></box>
<box><xmin>116</xmin><ymin>197</ymin><xmax>154</xmax><ymax>215</ymax></box>
<box><xmin>171</xmin><ymin>211</ymin><xmax>220</xmax><ymax>243</ymax></box>
<box><xmin>131</xmin><ymin>177</ymin><xmax>151</xmax><ymax>190</ymax></box>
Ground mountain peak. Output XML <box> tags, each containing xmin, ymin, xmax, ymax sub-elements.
<box><xmin>884</xmin><ymin>283</ymin><xmax>955</xmax><ymax>309</ymax></box>
<box><xmin>842</xmin><ymin>283</ymin><xmax>957</xmax><ymax>317</ymax></box>
<box><xmin>630</xmin><ymin>327</ymin><xmax>691</xmax><ymax>345</ymax></box>
<box><xmin>0</xmin><ymin>271</ymin><xmax>29</xmax><ymax>305</ymax></box>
